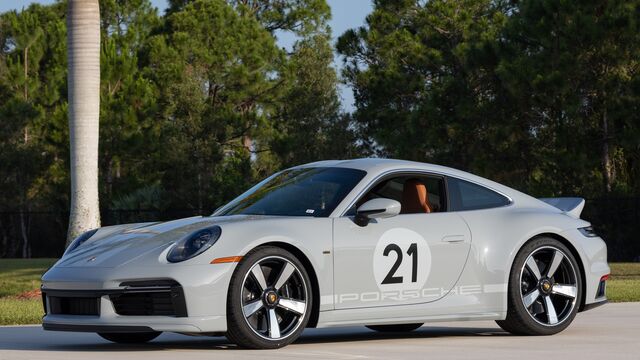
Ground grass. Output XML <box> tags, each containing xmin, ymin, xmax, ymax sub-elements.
<box><xmin>0</xmin><ymin>298</ymin><xmax>44</xmax><ymax>325</ymax></box>
<box><xmin>0</xmin><ymin>258</ymin><xmax>56</xmax><ymax>298</ymax></box>
<box><xmin>0</xmin><ymin>258</ymin><xmax>56</xmax><ymax>325</ymax></box>
<box><xmin>607</xmin><ymin>263</ymin><xmax>640</xmax><ymax>302</ymax></box>
<box><xmin>0</xmin><ymin>259</ymin><xmax>637</xmax><ymax>325</ymax></box>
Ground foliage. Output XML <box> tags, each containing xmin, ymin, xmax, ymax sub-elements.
<box><xmin>145</xmin><ymin>0</ymin><xmax>285</xmax><ymax>211</ymax></box>
<box><xmin>338</xmin><ymin>0</ymin><xmax>640</xmax><ymax>196</ymax></box>
<box><xmin>0</xmin><ymin>3</ymin><xmax>68</xmax><ymax>257</ymax></box>
<box><xmin>229</xmin><ymin>0</ymin><xmax>330</xmax><ymax>34</ymax></box>
<box><xmin>497</xmin><ymin>0</ymin><xmax>640</xmax><ymax>195</ymax></box>
<box><xmin>99</xmin><ymin>0</ymin><xmax>162</xmax><ymax>204</ymax></box>
<box><xmin>0</xmin><ymin>0</ymin><xmax>346</xmax><ymax>256</ymax></box>
<box><xmin>270</xmin><ymin>32</ymin><xmax>358</xmax><ymax>167</ymax></box>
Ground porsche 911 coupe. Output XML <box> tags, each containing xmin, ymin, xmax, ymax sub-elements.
<box><xmin>41</xmin><ymin>158</ymin><xmax>609</xmax><ymax>348</ymax></box>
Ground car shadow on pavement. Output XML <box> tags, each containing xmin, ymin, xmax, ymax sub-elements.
<box><xmin>0</xmin><ymin>325</ymin><xmax>510</xmax><ymax>352</ymax></box>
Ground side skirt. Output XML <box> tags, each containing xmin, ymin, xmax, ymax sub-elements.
<box><xmin>580</xmin><ymin>299</ymin><xmax>608</xmax><ymax>312</ymax></box>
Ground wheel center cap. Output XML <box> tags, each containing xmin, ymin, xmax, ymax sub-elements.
<box><xmin>265</xmin><ymin>291</ymin><xmax>278</xmax><ymax>305</ymax></box>
<box><xmin>540</xmin><ymin>279</ymin><xmax>552</xmax><ymax>294</ymax></box>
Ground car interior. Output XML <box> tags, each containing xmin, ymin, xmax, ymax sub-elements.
<box><xmin>356</xmin><ymin>176</ymin><xmax>446</xmax><ymax>214</ymax></box>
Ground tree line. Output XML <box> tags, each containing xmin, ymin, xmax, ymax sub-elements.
<box><xmin>0</xmin><ymin>0</ymin><xmax>639</xmax><ymax>257</ymax></box>
<box><xmin>338</xmin><ymin>0</ymin><xmax>640</xmax><ymax>196</ymax></box>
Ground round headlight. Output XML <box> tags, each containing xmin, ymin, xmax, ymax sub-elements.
<box><xmin>167</xmin><ymin>226</ymin><xmax>221</xmax><ymax>263</ymax></box>
<box><xmin>64</xmin><ymin>229</ymin><xmax>99</xmax><ymax>255</ymax></box>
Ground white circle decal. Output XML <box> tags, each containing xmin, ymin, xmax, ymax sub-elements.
<box><xmin>373</xmin><ymin>228</ymin><xmax>431</xmax><ymax>292</ymax></box>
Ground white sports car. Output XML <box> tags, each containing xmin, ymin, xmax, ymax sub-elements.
<box><xmin>41</xmin><ymin>158</ymin><xmax>609</xmax><ymax>348</ymax></box>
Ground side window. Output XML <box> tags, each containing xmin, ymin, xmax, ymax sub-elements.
<box><xmin>351</xmin><ymin>175</ymin><xmax>446</xmax><ymax>215</ymax></box>
<box><xmin>447</xmin><ymin>177</ymin><xmax>510</xmax><ymax>211</ymax></box>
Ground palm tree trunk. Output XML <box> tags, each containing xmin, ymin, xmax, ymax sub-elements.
<box><xmin>66</xmin><ymin>0</ymin><xmax>101</xmax><ymax>244</ymax></box>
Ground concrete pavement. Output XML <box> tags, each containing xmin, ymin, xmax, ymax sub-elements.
<box><xmin>0</xmin><ymin>302</ymin><xmax>638</xmax><ymax>360</ymax></box>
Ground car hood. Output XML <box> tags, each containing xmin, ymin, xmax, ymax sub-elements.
<box><xmin>55</xmin><ymin>215</ymin><xmax>260</xmax><ymax>268</ymax></box>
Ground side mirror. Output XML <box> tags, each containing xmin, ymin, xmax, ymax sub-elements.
<box><xmin>354</xmin><ymin>198</ymin><xmax>401</xmax><ymax>227</ymax></box>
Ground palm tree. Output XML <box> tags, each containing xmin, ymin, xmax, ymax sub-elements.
<box><xmin>66</xmin><ymin>0</ymin><xmax>101</xmax><ymax>244</ymax></box>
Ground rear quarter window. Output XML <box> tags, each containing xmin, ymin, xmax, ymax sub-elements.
<box><xmin>447</xmin><ymin>177</ymin><xmax>510</xmax><ymax>211</ymax></box>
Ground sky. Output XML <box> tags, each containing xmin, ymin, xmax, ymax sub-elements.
<box><xmin>0</xmin><ymin>0</ymin><xmax>373</xmax><ymax>111</ymax></box>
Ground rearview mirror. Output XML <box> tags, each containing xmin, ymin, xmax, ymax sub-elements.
<box><xmin>354</xmin><ymin>198</ymin><xmax>401</xmax><ymax>227</ymax></box>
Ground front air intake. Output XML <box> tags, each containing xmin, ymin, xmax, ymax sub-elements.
<box><xmin>109</xmin><ymin>279</ymin><xmax>188</xmax><ymax>317</ymax></box>
<box><xmin>48</xmin><ymin>296</ymin><xmax>100</xmax><ymax>316</ymax></box>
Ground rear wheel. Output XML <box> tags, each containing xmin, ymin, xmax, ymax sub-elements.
<box><xmin>98</xmin><ymin>332</ymin><xmax>161</xmax><ymax>344</ymax></box>
<box><xmin>497</xmin><ymin>237</ymin><xmax>582</xmax><ymax>335</ymax></box>
<box><xmin>366</xmin><ymin>323</ymin><xmax>423</xmax><ymax>332</ymax></box>
<box><xmin>226</xmin><ymin>246</ymin><xmax>312</xmax><ymax>349</ymax></box>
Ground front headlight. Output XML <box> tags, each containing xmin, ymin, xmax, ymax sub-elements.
<box><xmin>64</xmin><ymin>229</ymin><xmax>98</xmax><ymax>255</ymax></box>
<box><xmin>167</xmin><ymin>226</ymin><xmax>221</xmax><ymax>263</ymax></box>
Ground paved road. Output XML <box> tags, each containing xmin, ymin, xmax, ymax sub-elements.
<box><xmin>0</xmin><ymin>303</ymin><xmax>638</xmax><ymax>360</ymax></box>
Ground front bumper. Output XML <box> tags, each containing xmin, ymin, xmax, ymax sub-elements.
<box><xmin>41</xmin><ymin>262</ymin><xmax>236</xmax><ymax>333</ymax></box>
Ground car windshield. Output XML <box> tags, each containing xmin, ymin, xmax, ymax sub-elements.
<box><xmin>216</xmin><ymin>167</ymin><xmax>366</xmax><ymax>217</ymax></box>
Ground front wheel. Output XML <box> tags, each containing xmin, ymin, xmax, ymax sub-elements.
<box><xmin>496</xmin><ymin>237</ymin><xmax>582</xmax><ymax>335</ymax></box>
<box><xmin>226</xmin><ymin>246</ymin><xmax>313</xmax><ymax>349</ymax></box>
<box><xmin>98</xmin><ymin>332</ymin><xmax>161</xmax><ymax>343</ymax></box>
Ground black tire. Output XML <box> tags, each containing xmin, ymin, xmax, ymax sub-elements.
<box><xmin>98</xmin><ymin>332</ymin><xmax>161</xmax><ymax>344</ymax></box>
<box><xmin>226</xmin><ymin>246</ymin><xmax>313</xmax><ymax>349</ymax></box>
<box><xmin>496</xmin><ymin>237</ymin><xmax>582</xmax><ymax>335</ymax></box>
<box><xmin>366</xmin><ymin>323</ymin><xmax>423</xmax><ymax>332</ymax></box>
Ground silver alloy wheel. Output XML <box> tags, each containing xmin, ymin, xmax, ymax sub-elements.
<box><xmin>240</xmin><ymin>256</ymin><xmax>308</xmax><ymax>341</ymax></box>
<box><xmin>519</xmin><ymin>246</ymin><xmax>578</xmax><ymax>327</ymax></box>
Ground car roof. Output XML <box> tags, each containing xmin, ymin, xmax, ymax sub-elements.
<box><xmin>296</xmin><ymin>158</ymin><xmax>483</xmax><ymax>182</ymax></box>
<box><xmin>297</xmin><ymin>158</ymin><xmax>443</xmax><ymax>171</ymax></box>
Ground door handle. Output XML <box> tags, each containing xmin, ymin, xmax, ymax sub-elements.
<box><xmin>441</xmin><ymin>235</ymin><xmax>466</xmax><ymax>243</ymax></box>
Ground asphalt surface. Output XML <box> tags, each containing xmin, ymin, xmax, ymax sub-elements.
<box><xmin>0</xmin><ymin>303</ymin><xmax>638</xmax><ymax>360</ymax></box>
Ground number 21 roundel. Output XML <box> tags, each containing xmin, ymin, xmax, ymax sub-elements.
<box><xmin>373</xmin><ymin>228</ymin><xmax>431</xmax><ymax>292</ymax></box>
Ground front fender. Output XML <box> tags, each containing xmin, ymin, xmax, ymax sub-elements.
<box><xmin>208</xmin><ymin>217</ymin><xmax>334</xmax><ymax>311</ymax></box>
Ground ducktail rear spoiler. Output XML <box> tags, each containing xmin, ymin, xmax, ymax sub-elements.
<box><xmin>539</xmin><ymin>197</ymin><xmax>585</xmax><ymax>219</ymax></box>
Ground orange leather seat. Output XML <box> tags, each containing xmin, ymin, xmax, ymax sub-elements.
<box><xmin>401</xmin><ymin>179</ymin><xmax>432</xmax><ymax>214</ymax></box>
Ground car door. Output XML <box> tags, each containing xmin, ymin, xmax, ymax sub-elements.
<box><xmin>332</xmin><ymin>174</ymin><xmax>472</xmax><ymax>309</ymax></box>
